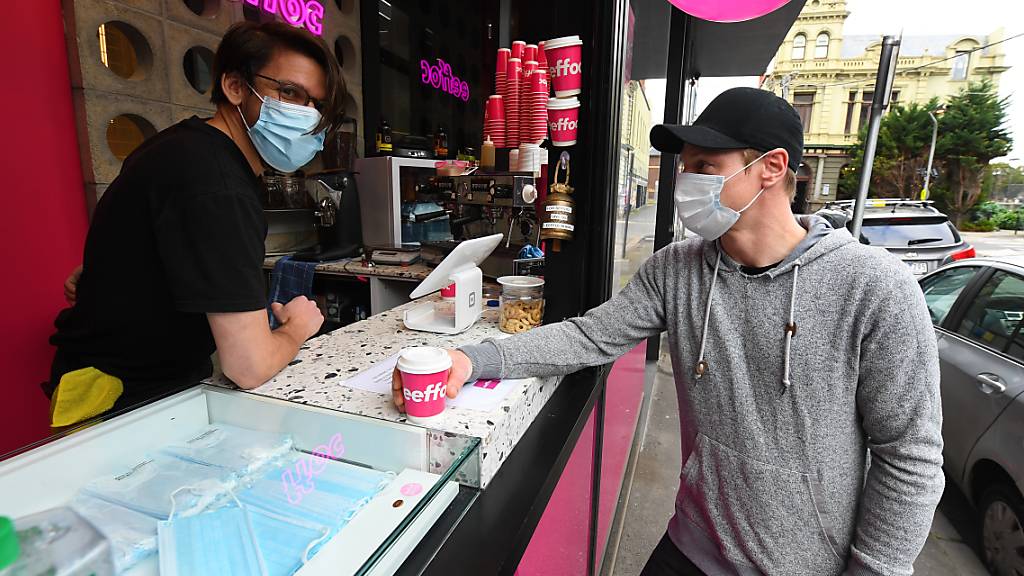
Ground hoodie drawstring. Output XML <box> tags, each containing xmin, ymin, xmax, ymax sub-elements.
<box><xmin>694</xmin><ymin>250</ymin><xmax>721</xmax><ymax>379</ymax></box>
<box><xmin>782</xmin><ymin>261</ymin><xmax>802</xmax><ymax>393</ymax></box>
<box><xmin>695</xmin><ymin>251</ymin><xmax>802</xmax><ymax>395</ymax></box>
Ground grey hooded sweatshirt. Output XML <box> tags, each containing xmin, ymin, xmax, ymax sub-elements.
<box><xmin>461</xmin><ymin>215</ymin><xmax>943</xmax><ymax>575</ymax></box>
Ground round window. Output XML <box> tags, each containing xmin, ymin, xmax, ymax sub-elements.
<box><xmin>106</xmin><ymin>115</ymin><xmax>157</xmax><ymax>161</ymax></box>
<box><xmin>183</xmin><ymin>46</ymin><xmax>215</xmax><ymax>94</ymax></box>
<box><xmin>97</xmin><ymin>21</ymin><xmax>152</xmax><ymax>80</ymax></box>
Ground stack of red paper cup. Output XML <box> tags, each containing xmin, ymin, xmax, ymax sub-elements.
<box><xmin>485</xmin><ymin>95</ymin><xmax>506</xmax><ymax>148</ymax></box>
<box><xmin>511</xmin><ymin>40</ymin><xmax>526</xmax><ymax>62</ymax></box>
<box><xmin>495</xmin><ymin>48</ymin><xmax>510</xmax><ymax>101</ymax></box>
<box><xmin>528</xmin><ymin>68</ymin><xmax>550</xmax><ymax>144</ymax></box>
<box><xmin>537</xmin><ymin>41</ymin><xmax>550</xmax><ymax>78</ymax></box>
<box><xmin>506</xmin><ymin>58</ymin><xmax>522</xmax><ymax>148</ymax></box>
<box><xmin>520</xmin><ymin>60</ymin><xmax>538</xmax><ymax>145</ymax></box>
<box><xmin>524</xmin><ymin>44</ymin><xmax>538</xmax><ymax>64</ymax></box>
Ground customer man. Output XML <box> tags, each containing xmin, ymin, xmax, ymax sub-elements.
<box><xmin>49</xmin><ymin>22</ymin><xmax>341</xmax><ymax>426</ymax></box>
<box><xmin>393</xmin><ymin>88</ymin><xmax>943</xmax><ymax>575</ymax></box>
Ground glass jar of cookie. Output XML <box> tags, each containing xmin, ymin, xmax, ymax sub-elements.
<box><xmin>497</xmin><ymin>276</ymin><xmax>545</xmax><ymax>334</ymax></box>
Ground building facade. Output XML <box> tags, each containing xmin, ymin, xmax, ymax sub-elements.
<box><xmin>618</xmin><ymin>80</ymin><xmax>652</xmax><ymax>214</ymax></box>
<box><xmin>763</xmin><ymin>0</ymin><xmax>1009</xmax><ymax>210</ymax></box>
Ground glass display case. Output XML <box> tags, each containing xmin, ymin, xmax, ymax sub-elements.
<box><xmin>0</xmin><ymin>385</ymin><xmax>480</xmax><ymax>576</ymax></box>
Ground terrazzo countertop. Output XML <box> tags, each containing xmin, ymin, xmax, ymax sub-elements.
<box><xmin>206</xmin><ymin>295</ymin><xmax>561</xmax><ymax>488</ymax></box>
<box><xmin>263</xmin><ymin>256</ymin><xmax>432</xmax><ymax>282</ymax></box>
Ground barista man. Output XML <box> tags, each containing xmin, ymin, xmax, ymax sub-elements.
<box><xmin>48</xmin><ymin>22</ymin><xmax>341</xmax><ymax>426</ymax></box>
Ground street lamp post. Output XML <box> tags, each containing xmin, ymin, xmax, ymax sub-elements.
<box><xmin>851</xmin><ymin>35</ymin><xmax>901</xmax><ymax>240</ymax></box>
<box><xmin>923</xmin><ymin>110</ymin><xmax>940</xmax><ymax>200</ymax></box>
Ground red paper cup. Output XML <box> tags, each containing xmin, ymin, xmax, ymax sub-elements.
<box><xmin>487</xmin><ymin>95</ymin><xmax>506</xmax><ymax>120</ymax></box>
<box><xmin>537</xmin><ymin>41</ymin><xmax>549</xmax><ymax>70</ymax></box>
<box><xmin>511</xmin><ymin>40</ymin><xmax>526</xmax><ymax>61</ymax></box>
<box><xmin>398</xmin><ymin>347</ymin><xmax>453</xmax><ymax>424</ymax></box>
<box><xmin>525</xmin><ymin>44</ymin><xmax>538</xmax><ymax>64</ymax></box>
<box><xmin>544</xmin><ymin>35</ymin><xmax>583</xmax><ymax>97</ymax></box>
<box><xmin>547</xmin><ymin>97</ymin><xmax>580</xmax><ymax>147</ymax></box>
<box><xmin>496</xmin><ymin>48</ymin><xmax>510</xmax><ymax>74</ymax></box>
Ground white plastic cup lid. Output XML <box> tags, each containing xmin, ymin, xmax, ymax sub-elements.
<box><xmin>397</xmin><ymin>347</ymin><xmax>453</xmax><ymax>375</ymax></box>
<box><xmin>544</xmin><ymin>35</ymin><xmax>583</xmax><ymax>50</ymax></box>
<box><xmin>498</xmin><ymin>275</ymin><xmax>546</xmax><ymax>288</ymax></box>
<box><xmin>547</xmin><ymin>97</ymin><xmax>580</xmax><ymax>110</ymax></box>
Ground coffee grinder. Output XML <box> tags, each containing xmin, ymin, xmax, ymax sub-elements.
<box><xmin>292</xmin><ymin>170</ymin><xmax>364</xmax><ymax>262</ymax></box>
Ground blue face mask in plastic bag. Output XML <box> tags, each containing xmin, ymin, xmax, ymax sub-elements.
<box><xmin>160</xmin><ymin>424</ymin><xmax>294</xmax><ymax>479</ymax></box>
<box><xmin>238</xmin><ymin>452</ymin><xmax>394</xmax><ymax>532</ymax></box>
<box><xmin>71</xmin><ymin>494</ymin><xmax>158</xmax><ymax>573</ymax></box>
<box><xmin>82</xmin><ymin>455</ymin><xmax>234</xmax><ymax>519</ymax></box>
<box><xmin>158</xmin><ymin>487</ymin><xmax>267</xmax><ymax>576</ymax></box>
<box><xmin>239</xmin><ymin>85</ymin><xmax>325</xmax><ymax>174</ymax></box>
<box><xmin>248</xmin><ymin>507</ymin><xmax>330</xmax><ymax>576</ymax></box>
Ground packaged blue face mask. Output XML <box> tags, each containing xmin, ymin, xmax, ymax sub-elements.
<box><xmin>70</xmin><ymin>493</ymin><xmax>158</xmax><ymax>573</ymax></box>
<box><xmin>238</xmin><ymin>452</ymin><xmax>394</xmax><ymax>532</ymax></box>
<box><xmin>158</xmin><ymin>490</ymin><xmax>267</xmax><ymax>576</ymax></box>
<box><xmin>82</xmin><ymin>454</ymin><xmax>234</xmax><ymax>519</ymax></box>
<box><xmin>248</xmin><ymin>507</ymin><xmax>331</xmax><ymax>576</ymax></box>
<box><xmin>160</xmin><ymin>424</ymin><xmax>294</xmax><ymax>479</ymax></box>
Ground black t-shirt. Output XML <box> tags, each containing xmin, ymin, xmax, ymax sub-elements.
<box><xmin>50</xmin><ymin>117</ymin><xmax>267</xmax><ymax>407</ymax></box>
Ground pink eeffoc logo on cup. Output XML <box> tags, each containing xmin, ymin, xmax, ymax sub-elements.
<box><xmin>543</xmin><ymin>35</ymin><xmax>583</xmax><ymax>97</ymax></box>
<box><xmin>398</xmin><ymin>347</ymin><xmax>453</xmax><ymax>424</ymax></box>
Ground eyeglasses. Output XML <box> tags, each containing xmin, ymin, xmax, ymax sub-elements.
<box><xmin>253</xmin><ymin>73</ymin><xmax>324</xmax><ymax>112</ymax></box>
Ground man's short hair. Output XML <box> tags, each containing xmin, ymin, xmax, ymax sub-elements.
<box><xmin>743</xmin><ymin>148</ymin><xmax>797</xmax><ymax>202</ymax></box>
<box><xmin>211</xmin><ymin>22</ymin><xmax>344</xmax><ymax>134</ymax></box>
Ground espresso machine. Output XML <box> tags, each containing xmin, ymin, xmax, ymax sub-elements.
<box><xmin>431</xmin><ymin>172</ymin><xmax>541</xmax><ymax>278</ymax></box>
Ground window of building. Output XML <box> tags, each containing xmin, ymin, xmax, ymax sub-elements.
<box><xmin>951</xmin><ymin>51</ymin><xmax>970</xmax><ymax>80</ymax></box>
<box><xmin>858</xmin><ymin>90</ymin><xmax>874</xmax><ymax>133</ymax></box>
<box><xmin>844</xmin><ymin>90</ymin><xmax>857</xmax><ymax>134</ymax></box>
<box><xmin>815</xmin><ymin>32</ymin><xmax>830</xmax><ymax>59</ymax></box>
<box><xmin>792</xmin><ymin>34</ymin><xmax>806</xmax><ymax>60</ymax></box>
<box><xmin>794</xmin><ymin>92</ymin><xmax>815</xmax><ymax>133</ymax></box>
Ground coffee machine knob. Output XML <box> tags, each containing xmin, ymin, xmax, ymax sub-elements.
<box><xmin>521</xmin><ymin>184</ymin><xmax>538</xmax><ymax>203</ymax></box>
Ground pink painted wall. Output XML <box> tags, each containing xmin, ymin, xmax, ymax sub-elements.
<box><xmin>0</xmin><ymin>2</ymin><xmax>89</xmax><ymax>456</ymax></box>
<box><xmin>515</xmin><ymin>408</ymin><xmax>595</xmax><ymax>575</ymax></box>
<box><xmin>515</xmin><ymin>343</ymin><xmax>648</xmax><ymax>574</ymax></box>
<box><xmin>597</xmin><ymin>342</ymin><xmax>647</xmax><ymax>561</ymax></box>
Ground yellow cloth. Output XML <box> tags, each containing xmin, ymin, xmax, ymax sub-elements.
<box><xmin>50</xmin><ymin>367</ymin><xmax>123</xmax><ymax>427</ymax></box>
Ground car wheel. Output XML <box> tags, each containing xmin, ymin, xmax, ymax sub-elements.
<box><xmin>979</xmin><ymin>483</ymin><xmax>1024</xmax><ymax>576</ymax></box>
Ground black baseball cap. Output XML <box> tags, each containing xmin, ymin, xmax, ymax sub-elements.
<box><xmin>651</xmin><ymin>87</ymin><xmax>803</xmax><ymax>173</ymax></box>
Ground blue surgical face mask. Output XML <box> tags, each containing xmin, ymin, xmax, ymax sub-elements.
<box><xmin>237</xmin><ymin>453</ymin><xmax>394</xmax><ymax>532</ymax></box>
<box><xmin>158</xmin><ymin>487</ymin><xmax>268</xmax><ymax>576</ymax></box>
<box><xmin>240</xmin><ymin>85</ymin><xmax>325</xmax><ymax>173</ymax></box>
<box><xmin>674</xmin><ymin>150</ymin><xmax>770</xmax><ymax>241</ymax></box>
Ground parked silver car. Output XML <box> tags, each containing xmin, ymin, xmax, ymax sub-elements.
<box><xmin>919</xmin><ymin>256</ymin><xmax>1024</xmax><ymax>575</ymax></box>
<box><xmin>824</xmin><ymin>199</ymin><xmax>975</xmax><ymax>276</ymax></box>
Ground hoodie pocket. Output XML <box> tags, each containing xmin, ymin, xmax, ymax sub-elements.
<box><xmin>677</xmin><ymin>434</ymin><xmax>845</xmax><ymax>574</ymax></box>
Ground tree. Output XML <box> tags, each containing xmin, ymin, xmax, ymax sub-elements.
<box><xmin>837</xmin><ymin>99</ymin><xmax>941</xmax><ymax>200</ymax></box>
<box><xmin>935</xmin><ymin>79</ymin><xmax>1013</xmax><ymax>226</ymax></box>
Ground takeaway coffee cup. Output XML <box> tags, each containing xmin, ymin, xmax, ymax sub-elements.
<box><xmin>398</xmin><ymin>347</ymin><xmax>453</xmax><ymax>424</ymax></box>
<box><xmin>544</xmin><ymin>35</ymin><xmax>583</xmax><ymax>97</ymax></box>
<box><xmin>547</xmin><ymin>97</ymin><xmax>580</xmax><ymax>147</ymax></box>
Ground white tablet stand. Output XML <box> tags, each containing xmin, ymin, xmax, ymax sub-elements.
<box><xmin>403</xmin><ymin>234</ymin><xmax>503</xmax><ymax>334</ymax></box>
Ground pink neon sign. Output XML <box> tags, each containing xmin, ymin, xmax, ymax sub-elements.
<box><xmin>231</xmin><ymin>0</ymin><xmax>325</xmax><ymax>36</ymax></box>
<box><xmin>420</xmin><ymin>58</ymin><xmax>470</xmax><ymax>102</ymax></box>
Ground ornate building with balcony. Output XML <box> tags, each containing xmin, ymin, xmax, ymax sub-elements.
<box><xmin>762</xmin><ymin>0</ymin><xmax>1009</xmax><ymax>211</ymax></box>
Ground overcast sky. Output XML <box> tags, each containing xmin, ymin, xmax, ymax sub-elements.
<box><xmin>646</xmin><ymin>0</ymin><xmax>1023</xmax><ymax>164</ymax></box>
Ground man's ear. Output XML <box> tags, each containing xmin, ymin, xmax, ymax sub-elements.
<box><xmin>761</xmin><ymin>148</ymin><xmax>789</xmax><ymax>191</ymax></box>
<box><xmin>220</xmin><ymin>72</ymin><xmax>247</xmax><ymax>107</ymax></box>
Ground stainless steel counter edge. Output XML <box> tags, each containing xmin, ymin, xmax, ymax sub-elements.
<box><xmin>205</xmin><ymin>295</ymin><xmax>562</xmax><ymax>488</ymax></box>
